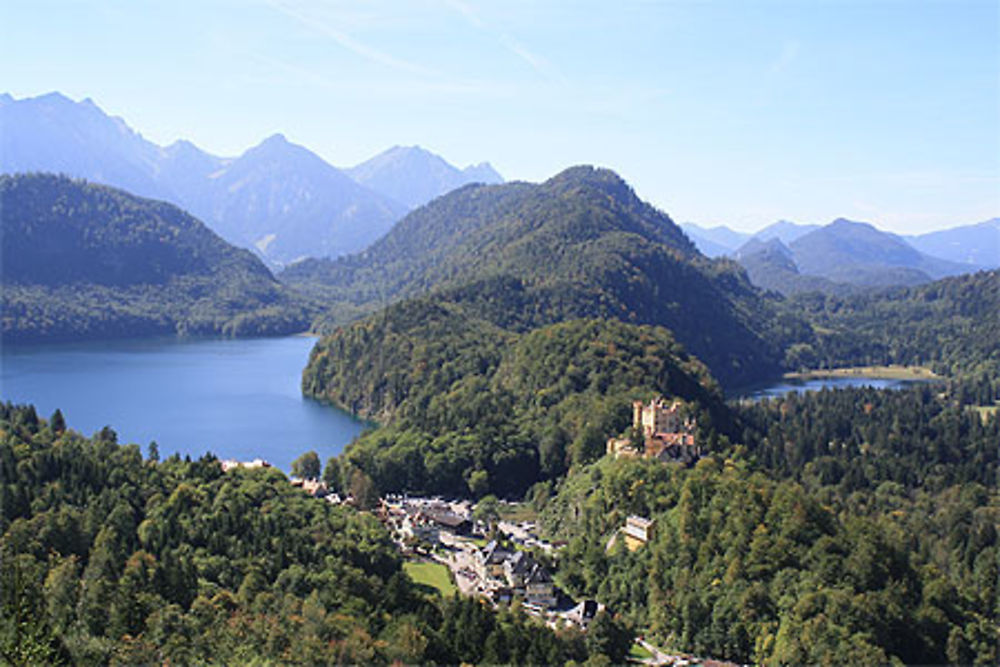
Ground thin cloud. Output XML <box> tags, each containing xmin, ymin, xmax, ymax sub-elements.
<box><xmin>445</xmin><ymin>0</ymin><xmax>565</xmax><ymax>83</ymax></box>
<box><xmin>263</xmin><ymin>0</ymin><xmax>439</xmax><ymax>77</ymax></box>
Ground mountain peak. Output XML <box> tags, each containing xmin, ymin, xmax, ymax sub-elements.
<box><xmin>829</xmin><ymin>217</ymin><xmax>873</xmax><ymax>230</ymax></box>
<box><xmin>261</xmin><ymin>132</ymin><xmax>289</xmax><ymax>145</ymax></box>
<box><xmin>347</xmin><ymin>145</ymin><xmax>502</xmax><ymax>209</ymax></box>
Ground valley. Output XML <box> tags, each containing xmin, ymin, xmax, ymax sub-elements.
<box><xmin>2</xmin><ymin>95</ymin><xmax>998</xmax><ymax>665</ymax></box>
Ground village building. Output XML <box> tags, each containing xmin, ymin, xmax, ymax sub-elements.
<box><xmin>475</xmin><ymin>542</ymin><xmax>558</xmax><ymax>610</ymax></box>
<box><xmin>523</xmin><ymin>564</ymin><xmax>557</xmax><ymax>609</ymax></box>
<box><xmin>477</xmin><ymin>540</ymin><xmax>512</xmax><ymax>581</ymax></box>
<box><xmin>421</xmin><ymin>508</ymin><xmax>472</xmax><ymax>536</ymax></box>
<box><xmin>623</xmin><ymin>515</ymin><xmax>654</xmax><ymax>551</ymax></box>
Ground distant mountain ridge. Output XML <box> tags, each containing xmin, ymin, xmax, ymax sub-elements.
<box><xmin>684</xmin><ymin>216</ymin><xmax>998</xmax><ymax>280</ymax></box>
<box><xmin>346</xmin><ymin>145</ymin><xmax>503</xmax><ymax>210</ymax></box>
<box><xmin>788</xmin><ymin>218</ymin><xmax>969</xmax><ymax>287</ymax></box>
<box><xmin>0</xmin><ymin>92</ymin><xmax>498</xmax><ymax>266</ymax></box>
<box><xmin>686</xmin><ymin>216</ymin><xmax>984</xmax><ymax>295</ymax></box>
<box><xmin>1</xmin><ymin>174</ymin><xmax>312</xmax><ymax>342</ymax></box>
<box><xmin>906</xmin><ymin>218</ymin><xmax>1000</xmax><ymax>268</ymax></box>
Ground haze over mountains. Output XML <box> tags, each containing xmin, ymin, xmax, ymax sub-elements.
<box><xmin>0</xmin><ymin>92</ymin><xmax>502</xmax><ymax>266</ymax></box>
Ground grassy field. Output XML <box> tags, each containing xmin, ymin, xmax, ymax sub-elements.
<box><xmin>628</xmin><ymin>642</ymin><xmax>653</xmax><ymax>661</ymax></box>
<box><xmin>786</xmin><ymin>365</ymin><xmax>941</xmax><ymax>381</ymax></box>
<box><xmin>403</xmin><ymin>560</ymin><xmax>457</xmax><ymax>597</ymax></box>
<box><xmin>499</xmin><ymin>502</ymin><xmax>538</xmax><ymax>523</ymax></box>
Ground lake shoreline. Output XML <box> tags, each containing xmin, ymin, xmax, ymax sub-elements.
<box><xmin>784</xmin><ymin>365</ymin><xmax>942</xmax><ymax>382</ymax></box>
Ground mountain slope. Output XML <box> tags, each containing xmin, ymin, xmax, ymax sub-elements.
<box><xmin>754</xmin><ymin>219</ymin><xmax>820</xmax><ymax>244</ymax></box>
<box><xmin>734</xmin><ymin>238</ymin><xmax>858</xmax><ymax>296</ymax></box>
<box><xmin>305</xmin><ymin>309</ymin><xmax>729</xmax><ymax>497</ymax></box>
<box><xmin>287</xmin><ymin>166</ymin><xmax>807</xmax><ymax>388</ymax></box>
<box><xmin>1</xmin><ymin>174</ymin><xmax>312</xmax><ymax>342</ymax></box>
<box><xmin>346</xmin><ymin>145</ymin><xmax>503</xmax><ymax>209</ymax></box>
<box><xmin>907</xmin><ymin>218</ymin><xmax>1000</xmax><ymax>268</ymax></box>
<box><xmin>0</xmin><ymin>92</ymin><xmax>167</xmax><ymax>201</ymax></box>
<box><xmin>0</xmin><ymin>92</ymin><xmax>406</xmax><ymax>265</ymax></box>
<box><xmin>179</xmin><ymin>134</ymin><xmax>407</xmax><ymax>265</ymax></box>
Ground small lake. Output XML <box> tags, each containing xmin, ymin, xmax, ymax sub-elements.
<box><xmin>0</xmin><ymin>336</ymin><xmax>367</xmax><ymax>472</ymax></box>
<box><xmin>733</xmin><ymin>376</ymin><xmax>935</xmax><ymax>402</ymax></box>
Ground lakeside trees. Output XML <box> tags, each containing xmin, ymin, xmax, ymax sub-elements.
<box><xmin>0</xmin><ymin>404</ymin><xmax>599</xmax><ymax>664</ymax></box>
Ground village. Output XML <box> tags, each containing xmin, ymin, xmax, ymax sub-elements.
<box><xmin>222</xmin><ymin>397</ymin><xmax>726</xmax><ymax>665</ymax></box>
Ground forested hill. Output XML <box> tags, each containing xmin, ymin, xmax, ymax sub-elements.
<box><xmin>304</xmin><ymin>305</ymin><xmax>733</xmax><ymax>498</ymax></box>
<box><xmin>287</xmin><ymin>166</ymin><xmax>806</xmax><ymax>388</ymax></box>
<box><xmin>1</xmin><ymin>174</ymin><xmax>313</xmax><ymax>342</ymax></box>
<box><xmin>787</xmin><ymin>268</ymin><xmax>1000</xmax><ymax>377</ymax></box>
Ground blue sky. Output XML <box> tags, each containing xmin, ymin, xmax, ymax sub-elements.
<box><xmin>2</xmin><ymin>0</ymin><xmax>997</xmax><ymax>233</ymax></box>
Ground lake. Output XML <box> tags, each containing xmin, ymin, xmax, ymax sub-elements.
<box><xmin>0</xmin><ymin>335</ymin><xmax>367</xmax><ymax>472</ymax></box>
<box><xmin>733</xmin><ymin>375</ymin><xmax>935</xmax><ymax>402</ymax></box>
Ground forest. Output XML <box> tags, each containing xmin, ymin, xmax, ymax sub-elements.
<box><xmin>534</xmin><ymin>381</ymin><xmax>998</xmax><ymax>665</ymax></box>
<box><xmin>285</xmin><ymin>166</ymin><xmax>812</xmax><ymax>388</ymax></box>
<box><xmin>0</xmin><ymin>403</ymin><xmax>628</xmax><ymax>665</ymax></box>
<box><xmin>0</xmin><ymin>174</ymin><xmax>315</xmax><ymax>342</ymax></box>
<box><xmin>781</xmin><ymin>269</ymin><xmax>1000</xmax><ymax>378</ymax></box>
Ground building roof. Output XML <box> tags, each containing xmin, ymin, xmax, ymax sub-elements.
<box><xmin>626</xmin><ymin>515</ymin><xmax>654</xmax><ymax>529</ymax></box>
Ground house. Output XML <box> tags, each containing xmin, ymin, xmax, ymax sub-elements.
<box><xmin>524</xmin><ymin>564</ymin><xmax>557</xmax><ymax>609</ymax></box>
<box><xmin>400</xmin><ymin>513</ymin><xmax>440</xmax><ymax>544</ymax></box>
<box><xmin>422</xmin><ymin>508</ymin><xmax>472</xmax><ymax>536</ymax></box>
<box><xmin>476</xmin><ymin>540</ymin><xmax>512</xmax><ymax>581</ymax></box>
<box><xmin>564</xmin><ymin>599</ymin><xmax>603</xmax><ymax>628</ymax></box>
<box><xmin>623</xmin><ymin>515</ymin><xmax>654</xmax><ymax>551</ymax></box>
<box><xmin>504</xmin><ymin>551</ymin><xmax>535</xmax><ymax>588</ymax></box>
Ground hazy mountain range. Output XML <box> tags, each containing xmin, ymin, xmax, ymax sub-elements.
<box><xmin>683</xmin><ymin>217</ymin><xmax>996</xmax><ymax>295</ymax></box>
<box><xmin>0</xmin><ymin>92</ymin><xmax>502</xmax><ymax>266</ymax></box>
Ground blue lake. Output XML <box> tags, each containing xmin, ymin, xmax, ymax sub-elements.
<box><xmin>0</xmin><ymin>335</ymin><xmax>367</xmax><ymax>472</ymax></box>
<box><xmin>734</xmin><ymin>375</ymin><xmax>934</xmax><ymax>402</ymax></box>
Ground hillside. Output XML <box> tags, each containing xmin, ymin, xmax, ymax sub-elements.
<box><xmin>286</xmin><ymin>166</ymin><xmax>804</xmax><ymax>388</ymax></box>
<box><xmin>734</xmin><ymin>238</ymin><xmax>857</xmax><ymax>297</ymax></box>
<box><xmin>305</xmin><ymin>307</ymin><xmax>730</xmax><ymax>498</ymax></box>
<box><xmin>346</xmin><ymin>145</ymin><xmax>503</xmax><ymax>210</ymax></box>
<box><xmin>0</xmin><ymin>174</ymin><xmax>312</xmax><ymax>342</ymax></box>
<box><xmin>787</xmin><ymin>269</ymin><xmax>1000</xmax><ymax>377</ymax></box>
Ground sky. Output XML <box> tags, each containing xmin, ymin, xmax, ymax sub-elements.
<box><xmin>2</xmin><ymin>0</ymin><xmax>998</xmax><ymax>234</ymax></box>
